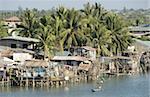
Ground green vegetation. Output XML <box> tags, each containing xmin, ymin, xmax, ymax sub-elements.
<box><xmin>0</xmin><ymin>3</ymin><xmax>133</xmax><ymax>58</ymax></box>
<box><xmin>0</xmin><ymin>20</ymin><xmax>8</xmax><ymax>38</ymax></box>
<box><xmin>117</xmin><ymin>8</ymin><xmax>150</xmax><ymax>26</ymax></box>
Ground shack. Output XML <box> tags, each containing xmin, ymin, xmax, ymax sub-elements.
<box><xmin>0</xmin><ymin>36</ymin><xmax>39</xmax><ymax>50</ymax></box>
<box><xmin>51</xmin><ymin>56</ymin><xmax>90</xmax><ymax>67</ymax></box>
<box><xmin>4</xmin><ymin>16</ymin><xmax>21</xmax><ymax>34</ymax></box>
<box><xmin>129</xmin><ymin>24</ymin><xmax>150</xmax><ymax>38</ymax></box>
<box><xmin>22</xmin><ymin>60</ymin><xmax>49</xmax><ymax>78</ymax></box>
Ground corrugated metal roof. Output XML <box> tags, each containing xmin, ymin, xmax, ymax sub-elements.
<box><xmin>135</xmin><ymin>39</ymin><xmax>150</xmax><ymax>48</ymax></box>
<box><xmin>5</xmin><ymin>16</ymin><xmax>21</xmax><ymax>22</ymax></box>
<box><xmin>81</xmin><ymin>46</ymin><xmax>96</xmax><ymax>51</ymax></box>
<box><xmin>129</xmin><ymin>25</ymin><xmax>150</xmax><ymax>32</ymax></box>
<box><xmin>0</xmin><ymin>46</ymin><xmax>11</xmax><ymax>52</ymax></box>
<box><xmin>0</xmin><ymin>36</ymin><xmax>40</xmax><ymax>42</ymax></box>
<box><xmin>0</xmin><ymin>58</ymin><xmax>14</xmax><ymax>67</ymax></box>
<box><xmin>51</xmin><ymin>56</ymin><xmax>90</xmax><ymax>61</ymax></box>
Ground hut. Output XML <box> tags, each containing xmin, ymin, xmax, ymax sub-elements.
<box><xmin>22</xmin><ymin>60</ymin><xmax>49</xmax><ymax>78</ymax></box>
<box><xmin>4</xmin><ymin>16</ymin><xmax>21</xmax><ymax>35</ymax></box>
<box><xmin>0</xmin><ymin>36</ymin><xmax>39</xmax><ymax>50</ymax></box>
<box><xmin>4</xmin><ymin>16</ymin><xmax>21</xmax><ymax>28</ymax></box>
<box><xmin>129</xmin><ymin>24</ymin><xmax>150</xmax><ymax>38</ymax></box>
<box><xmin>51</xmin><ymin>56</ymin><xmax>90</xmax><ymax>67</ymax></box>
<box><xmin>101</xmin><ymin>56</ymin><xmax>135</xmax><ymax>75</ymax></box>
<box><xmin>73</xmin><ymin>46</ymin><xmax>96</xmax><ymax>60</ymax></box>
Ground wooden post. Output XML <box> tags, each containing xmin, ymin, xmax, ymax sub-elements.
<box><xmin>20</xmin><ymin>69</ymin><xmax>23</xmax><ymax>86</ymax></box>
<box><xmin>46</xmin><ymin>76</ymin><xmax>49</xmax><ymax>87</ymax></box>
<box><xmin>46</xmin><ymin>67</ymin><xmax>49</xmax><ymax>87</ymax></box>
<box><xmin>25</xmin><ymin>67</ymin><xmax>29</xmax><ymax>87</ymax></box>
<box><xmin>32</xmin><ymin>77</ymin><xmax>35</xmax><ymax>87</ymax></box>
<box><xmin>56</xmin><ymin>81</ymin><xmax>59</xmax><ymax>87</ymax></box>
<box><xmin>26</xmin><ymin>77</ymin><xmax>28</xmax><ymax>87</ymax></box>
<box><xmin>7</xmin><ymin>77</ymin><xmax>10</xmax><ymax>86</ymax></box>
<box><xmin>2</xmin><ymin>78</ymin><xmax>4</xmax><ymax>86</ymax></box>
<box><xmin>41</xmin><ymin>79</ymin><xmax>43</xmax><ymax>87</ymax></box>
<box><xmin>116</xmin><ymin>59</ymin><xmax>119</xmax><ymax>76</ymax></box>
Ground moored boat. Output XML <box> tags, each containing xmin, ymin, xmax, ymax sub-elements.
<box><xmin>91</xmin><ymin>88</ymin><xmax>101</xmax><ymax>92</ymax></box>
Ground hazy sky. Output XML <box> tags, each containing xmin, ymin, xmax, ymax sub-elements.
<box><xmin>0</xmin><ymin>0</ymin><xmax>149</xmax><ymax>10</ymax></box>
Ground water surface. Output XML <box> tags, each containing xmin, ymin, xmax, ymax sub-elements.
<box><xmin>0</xmin><ymin>74</ymin><xmax>149</xmax><ymax>97</ymax></box>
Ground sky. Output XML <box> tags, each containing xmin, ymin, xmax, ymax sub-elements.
<box><xmin>0</xmin><ymin>0</ymin><xmax>149</xmax><ymax>10</ymax></box>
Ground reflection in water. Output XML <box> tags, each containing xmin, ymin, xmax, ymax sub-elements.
<box><xmin>0</xmin><ymin>74</ymin><xmax>149</xmax><ymax>97</ymax></box>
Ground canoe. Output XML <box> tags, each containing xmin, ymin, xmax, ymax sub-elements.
<box><xmin>91</xmin><ymin>88</ymin><xmax>101</xmax><ymax>92</ymax></box>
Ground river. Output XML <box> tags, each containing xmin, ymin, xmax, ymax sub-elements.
<box><xmin>0</xmin><ymin>73</ymin><xmax>149</xmax><ymax>97</ymax></box>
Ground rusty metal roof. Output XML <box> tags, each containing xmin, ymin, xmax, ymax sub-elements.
<box><xmin>24</xmin><ymin>60</ymin><xmax>48</xmax><ymax>67</ymax></box>
<box><xmin>5</xmin><ymin>16</ymin><xmax>21</xmax><ymax>22</ymax></box>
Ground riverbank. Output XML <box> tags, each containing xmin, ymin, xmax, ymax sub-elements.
<box><xmin>0</xmin><ymin>73</ymin><xmax>149</xmax><ymax>97</ymax></box>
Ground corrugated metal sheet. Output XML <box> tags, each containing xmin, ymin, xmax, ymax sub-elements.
<box><xmin>5</xmin><ymin>16</ymin><xmax>21</xmax><ymax>22</ymax></box>
<box><xmin>24</xmin><ymin>60</ymin><xmax>48</xmax><ymax>67</ymax></box>
<box><xmin>51</xmin><ymin>56</ymin><xmax>90</xmax><ymax>61</ymax></box>
<box><xmin>0</xmin><ymin>36</ymin><xmax>40</xmax><ymax>43</ymax></box>
<box><xmin>81</xmin><ymin>46</ymin><xmax>96</xmax><ymax>51</ymax></box>
<box><xmin>135</xmin><ymin>39</ymin><xmax>150</xmax><ymax>48</ymax></box>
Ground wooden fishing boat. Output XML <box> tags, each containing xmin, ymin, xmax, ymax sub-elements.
<box><xmin>91</xmin><ymin>86</ymin><xmax>102</xmax><ymax>92</ymax></box>
<box><xmin>91</xmin><ymin>88</ymin><xmax>101</xmax><ymax>92</ymax></box>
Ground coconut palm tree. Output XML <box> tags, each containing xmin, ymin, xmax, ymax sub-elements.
<box><xmin>81</xmin><ymin>3</ymin><xmax>111</xmax><ymax>56</ymax></box>
<box><xmin>36</xmin><ymin>15</ymin><xmax>56</xmax><ymax>59</ymax></box>
<box><xmin>90</xmin><ymin>23</ymin><xmax>111</xmax><ymax>56</ymax></box>
<box><xmin>17</xmin><ymin>8</ymin><xmax>40</xmax><ymax>37</ymax></box>
<box><xmin>0</xmin><ymin>20</ymin><xmax>8</xmax><ymax>38</ymax></box>
<box><xmin>59</xmin><ymin>8</ymin><xmax>85</xmax><ymax>50</ymax></box>
<box><xmin>105</xmin><ymin>13</ymin><xmax>132</xmax><ymax>56</ymax></box>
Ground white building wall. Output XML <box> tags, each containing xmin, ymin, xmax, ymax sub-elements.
<box><xmin>89</xmin><ymin>50</ymin><xmax>96</xmax><ymax>59</ymax></box>
<box><xmin>13</xmin><ymin>53</ymin><xmax>33</xmax><ymax>62</ymax></box>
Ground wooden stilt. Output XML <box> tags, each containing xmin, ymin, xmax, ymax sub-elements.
<box><xmin>33</xmin><ymin>77</ymin><xmax>35</xmax><ymax>87</ymax></box>
<box><xmin>41</xmin><ymin>80</ymin><xmax>43</xmax><ymax>87</ymax></box>
<box><xmin>26</xmin><ymin>78</ymin><xmax>28</xmax><ymax>87</ymax></box>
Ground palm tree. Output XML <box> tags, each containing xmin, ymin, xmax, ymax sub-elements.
<box><xmin>90</xmin><ymin>23</ymin><xmax>111</xmax><ymax>56</ymax></box>
<box><xmin>0</xmin><ymin>20</ymin><xmax>8</xmax><ymax>38</ymax></box>
<box><xmin>17</xmin><ymin>8</ymin><xmax>40</xmax><ymax>37</ymax></box>
<box><xmin>59</xmin><ymin>8</ymin><xmax>84</xmax><ymax>50</ymax></box>
<box><xmin>51</xmin><ymin>7</ymin><xmax>68</xmax><ymax>37</ymax></box>
<box><xmin>81</xmin><ymin>3</ymin><xmax>111</xmax><ymax>56</ymax></box>
<box><xmin>36</xmin><ymin>15</ymin><xmax>56</xmax><ymax>59</ymax></box>
<box><xmin>105</xmin><ymin>13</ymin><xmax>132</xmax><ymax>56</ymax></box>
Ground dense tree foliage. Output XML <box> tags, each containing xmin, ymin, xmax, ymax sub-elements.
<box><xmin>116</xmin><ymin>8</ymin><xmax>150</xmax><ymax>26</ymax></box>
<box><xmin>0</xmin><ymin>20</ymin><xmax>8</xmax><ymax>38</ymax></box>
<box><xmin>0</xmin><ymin>3</ymin><xmax>134</xmax><ymax>57</ymax></box>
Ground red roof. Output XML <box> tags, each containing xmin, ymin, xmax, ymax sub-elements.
<box><xmin>5</xmin><ymin>16</ymin><xmax>21</xmax><ymax>22</ymax></box>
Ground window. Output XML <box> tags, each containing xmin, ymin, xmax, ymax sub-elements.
<box><xmin>11</xmin><ymin>44</ymin><xmax>16</xmax><ymax>48</ymax></box>
<box><xmin>23</xmin><ymin>44</ymin><xmax>28</xmax><ymax>49</ymax></box>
